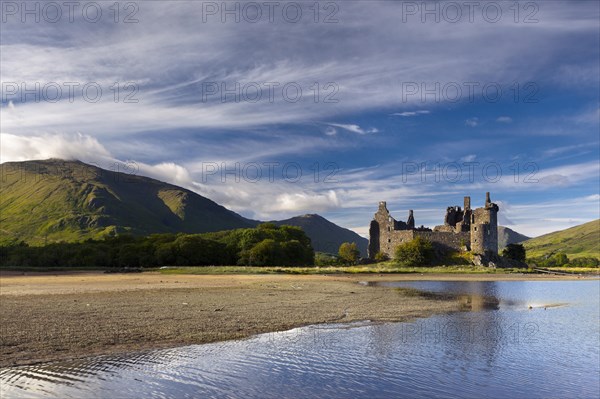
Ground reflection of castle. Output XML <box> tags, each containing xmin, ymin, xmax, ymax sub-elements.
<box><xmin>368</xmin><ymin>192</ymin><xmax>499</xmax><ymax>259</ymax></box>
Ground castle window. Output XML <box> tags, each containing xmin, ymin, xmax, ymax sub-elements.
<box><xmin>388</xmin><ymin>239</ymin><xmax>391</xmax><ymax>243</ymax></box>
<box><xmin>388</xmin><ymin>227</ymin><xmax>391</xmax><ymax>231</ymax></box>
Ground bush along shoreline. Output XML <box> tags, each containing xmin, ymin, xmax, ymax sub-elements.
<box><xmin>0</xmin><ymin>224</ymin><xmax>314</xmax><ymax>268</ymax></box>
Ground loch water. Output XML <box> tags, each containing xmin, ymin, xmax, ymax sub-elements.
<box><xmin>1</xmin><ymin>280</ymin><xmax>599</xmax><ymax>399</ymax></box>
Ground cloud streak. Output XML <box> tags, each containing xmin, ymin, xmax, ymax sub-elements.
<box><xmin>327</xmin><ymin>123</ymin><xmax>379</xmax><ymax>135</ymax></box>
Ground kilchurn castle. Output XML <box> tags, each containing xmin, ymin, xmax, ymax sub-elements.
<box><xmin>368</xmin><ymin>192</ymin><xmax>499</xmax><ymax>259</ymax></box>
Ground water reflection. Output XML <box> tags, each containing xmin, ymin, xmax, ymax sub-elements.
<box><xmin>1</xmin><ymin>281</ymin><xmax>598</xmax><ymax>399</ymax></box>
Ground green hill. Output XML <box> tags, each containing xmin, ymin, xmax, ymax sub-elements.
<box><xmin>523</xmin><ymin>220</ymin><xmax>600</xmax><ymax>259</ymax></box>
<box><xmin>0</xmin><ymin>160</ymin><xmax>367</xmax><ymax>255</ymax></box>
<box><xmin>0</xmin><ymin>159</ymin><xmax>255</xmax><ymax>245</ymax></box>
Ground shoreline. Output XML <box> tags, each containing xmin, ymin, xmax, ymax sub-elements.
<box><xmin>0</xmin><ymin>272</ymin><xmax>594</xmax><ymax>368</ymax></box>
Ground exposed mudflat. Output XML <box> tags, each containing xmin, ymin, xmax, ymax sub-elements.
<box><xmin>0</xmin><ymin>272</ymin><xmax>587</xmax><ymax>367</ymax></box>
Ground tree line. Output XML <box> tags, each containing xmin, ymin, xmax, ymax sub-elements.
<box><xmin>527</xmin><ymin>253</ymin><xmax>599</xmax><ymax>268</ymax></box>
<box><xmin>0</xmin><ymin>224</ymin><xmax>315</xmax><ymax>268</ymax></box>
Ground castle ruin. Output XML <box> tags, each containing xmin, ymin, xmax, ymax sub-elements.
<box><xmin>368</xmin><ymin>192</ymin><xmax>499</xmax><ymax>259</ymax></box>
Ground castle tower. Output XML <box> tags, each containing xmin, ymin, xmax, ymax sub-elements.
<box><xmin>368</xmin><ymin>202</ymin><xmax>416</xmax><ymax>259</ymax></box>
<box><xmin>470</xmin><ymin>192</ymin><xmax>499</xmax><ymax>255</ymax></box>
<box><xmin>407</xmin><ymin>210</ymin><xmax>415</xmax><ymax>229</ymax></box>
<box><xmin>368</xmin><ymin>202</ymin><xmax>392</xmax><ymax>258</ymax></box>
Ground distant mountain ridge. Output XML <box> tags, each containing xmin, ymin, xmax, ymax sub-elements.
<box><xmin>498</xmin><ymin>226</ymin><xmax>530</xmax><ymax>250</ymax></box>
<box><xmin>523</xmin><ymin>220</ymin><xmax>600</xmax><ymax>259</ymax></box>
<box><xmin>0</xmin><ymin>160</ymin><xmax>367</xmax><ymax>255</ymax></box>
<box><xmin>272</xmin><ymin>214</ymin><xmax>368</xmax><ymax>256</ymax></box>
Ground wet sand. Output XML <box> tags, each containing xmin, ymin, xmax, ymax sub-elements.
<box><xmin>0</xmin><ymin>272</ymin><xmax>588</xmax><ymax>367</ymax></box>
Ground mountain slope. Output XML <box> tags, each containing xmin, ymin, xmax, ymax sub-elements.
<box><xmin>523</xmin><ymin>220</ymin><xmax>600</xmax><ymax>259</ymax></box>
<box><xmin>0</xmin><ymin>159</ymin><xmax>255</xmax><ymax>245</ymax></box>
<box><xmin>498</xmin><ymin>226</ymin><xmax>530</xmax><ymax>250</ymax></box>
<box><xmin>0</xmin><ymin>160</ymin><xmax>368</xmax><ymax>256</ymax></box>
<box><xmin>272</xmin><ymin>214</ymin><xmax>368</xmax><ymax>256</ymax></box>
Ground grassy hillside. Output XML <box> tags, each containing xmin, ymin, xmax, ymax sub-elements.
<box><xmin>0</xmin><ymin>160</ymin><xmax>368</xmax><ymax>255</ymax></box>
<box><xmin>0</xmin><ymin>159</ymin><xmax>254</xmax><ymax>245</ymax></box>
<box><xmin>523</xmin><ymin>220</ymin><xmax>600</xmax><ymax>259</ymax></box>
<box><xmin>273</xmin><ymin>214</ymin><xmax>369</xmax><ymax>256</ymax></box>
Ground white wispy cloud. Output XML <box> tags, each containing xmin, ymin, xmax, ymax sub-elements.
<box><xmin>327</xmin><ymin>123</ymin><xmax>379</xmax><ymax>135</ymax></box>
<box><xmin>465</xmin><ymin>117</ymin><xmax>479</xmax><ymax>127</ymax></box>
<box><xmin>391</xmin><ymin>110</ymin><xmax>430</xmax><ymax>117</ymax></box>
<box><xmin>496</xmin><ymin>116</ymin><xmax>513</xmax><ymax>123</ymax></box>
<box><xmin>324</xmin><ymin>126</ymin><xmax>337</xmax><ymax>136</ymax></box>
<box><xmin>271</xmin><ymin>191</ymin><xmax>341</xmax><ymax>213</ymax></box>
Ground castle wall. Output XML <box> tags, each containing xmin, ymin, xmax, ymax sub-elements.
<box><xmin>379</xmin><ymin>230</ymin><xmax>413</xmax><ymax>257</ymax></box>
<box><xmin>433</xmin><ymin>225</ymin><xmax>455</xmax><ymax>233</ymax></box>
<box><xmin>470</xmin><ymin>225</ymin><xmax>486</xmax><ymax>254</ymax></box>
<box><xmin>372</xmin><ymin>229</ymin><xmax>469</xmax><ymax>259</ymax></box>
<box><xmin>471</xmin><ymin>222</ymin><xmax>498</xmax><ymax>254</ymax></box>
<box><xmin>487</xmin><ymin>211</ymin><xmax>498</xmax><ymax>253</ymax></box>
<box><xmin>415</xmin><ymin>231</ymin><xmax>470</xmax><ymax>253</ymax></box>
<box><xmin>472</xmin><ymin>208</ymin><xmax>492</xmax><ymax>224</ymax></box>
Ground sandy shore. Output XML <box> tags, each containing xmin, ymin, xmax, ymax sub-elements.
<box><xmin>0</xmin><ymin>272</ymin><xmax>588</xmax><ymax>367</ymax></box>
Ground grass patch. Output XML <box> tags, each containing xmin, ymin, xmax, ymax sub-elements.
<box><xmin>156</xmin><ymin>264</ymin><xmax>529</xmax><ymax>275</ymax></box>
<box><xmin>0</xmin><ymin>265</ymin><xmax>105</xmax><ymax>272</ymax></box>
<box><xmin>542</xmin><ymin>267</ymin><xmax>600</xmax><ymax>274</ymax></box>
<box><xmin>1</xmin><ymin>263</ymin><xmax>537</xmax><ymax>275</ymax></box>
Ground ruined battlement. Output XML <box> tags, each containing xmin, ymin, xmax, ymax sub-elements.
<box><xmin>368</xmin><ymin>192</ymin><xmax>499</xmax><ymax>259</ymax></box>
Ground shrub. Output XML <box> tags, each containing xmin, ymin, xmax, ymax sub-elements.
<box><xmin>569</xmin><ymin>257</ymin><xmax>599</xmax><ymax>267</ymax></box>
<box><xmin>338</xmin><ymin>242</ymin><xmax>360</xmax><ymax>265</ymax></box>
<box><xmin>374</xmin><ymin>251</ymin><xmax>389</xmax><ymax>262</ymax></box>
<box><xmin>502</xmin><ymin>243</ymin><xmax>526</xmax><ymax>262</ymax></box>
<box><xmin>549</xmin><ymin>252</ymin><xmax>569</xmax><ymax>266</ymax></box>
<box><xmin>394</xmin><ymin>237</ymin><xmax>434</xmax><ymax>266</ymax></box>
<box><xmin>314</xmin><ymin>252</ymin><xmax>340</xmax><ymax>266</ymax></box>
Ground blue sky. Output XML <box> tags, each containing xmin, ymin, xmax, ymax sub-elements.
<box><xmin>1</xmin><ymin>1</ymin><xmax>599</xmax><ymax>237</ymax></box>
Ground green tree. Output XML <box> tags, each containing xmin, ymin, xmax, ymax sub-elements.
<box><xmin>155</xmin><ymin>242</ymin><xmax>177</xmax><ymax>265</ymax></box>
<box><xmin>338</xmin><ymin>242</ymin><xmax>360</xmax><ymax>265</ymax></box>
<box><xmin>248</xmin><ymin>239</ymin><xmax>283</xmax><ymax>266</ymax></box>
<box><xmin>551</xmin><ymin>252</ymin><xmax>569</xmax><ymax>266</ymax></box>
<box><xmin>118</xmin><ymin>244</ymin><xmax>140</xmax><ymax>267</ymax></box>
<box><xmin>502</xmin><ymin>243</ymin><xmax>526</xmax><ymax>262</ymax></box>
<box><xmin>394</xmin><ymin>237</ymin><xmax>434</xmax><ymax>266</ymax></box>
<box><xmin>281</xmin><ymin>240</ymin><xmax>309</xmax><ymax>266</ymax></box>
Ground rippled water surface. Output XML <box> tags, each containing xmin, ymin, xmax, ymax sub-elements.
<box><xmin>1</xmin><ymin>280</ymin><xmax>599</xmax><ymax>398</ymax></box>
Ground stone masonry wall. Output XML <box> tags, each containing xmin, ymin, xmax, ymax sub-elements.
<box><xmin>414</xmin><ymin>231</ymin><xmax>470</xmax><ymax>253</ymax></box>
